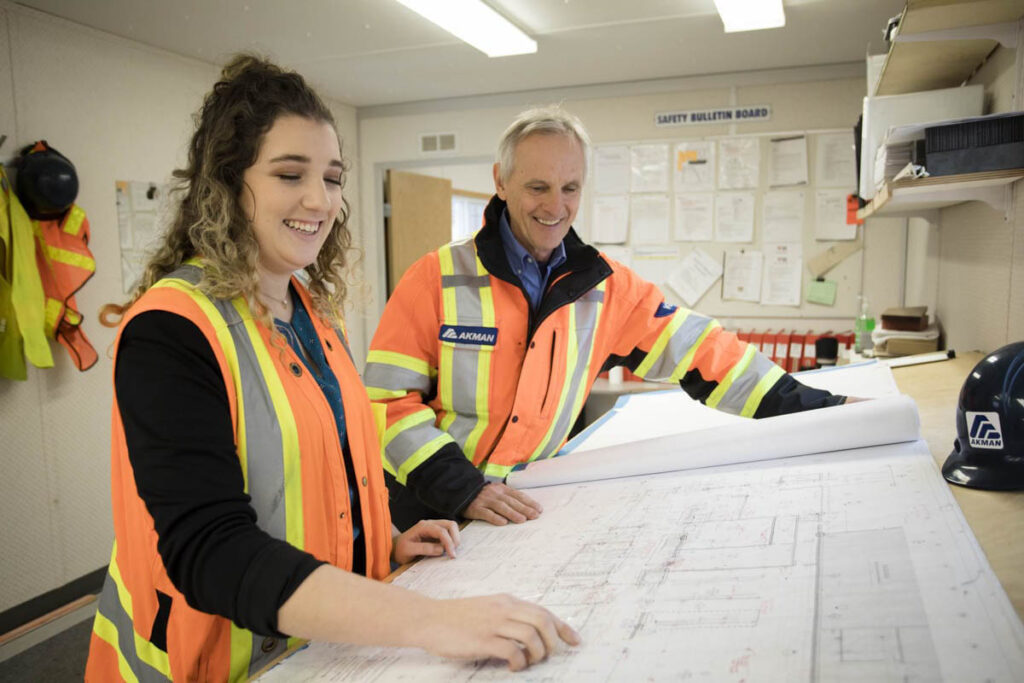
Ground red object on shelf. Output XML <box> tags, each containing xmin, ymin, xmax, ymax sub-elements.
<box><xmin>750</xmin><ymin>330</ymin><xmax>765</xmax><ymax>353</ymax></box>
<box><xmin>773</xmin><ymin>330</ymin><xmax>791</xmax><ymax>371</ymax></box>
<box><xmin>788</xmin><ymin>331</ymin><xmax>805</xmax><ymax>373</ymax></box>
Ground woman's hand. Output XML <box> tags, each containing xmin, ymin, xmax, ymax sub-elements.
<box><xmin>392</xmin><ymin>519</ymin><xmax>461</xmax><ymax>565</ymax></box>
<box><xmin>416</xmin><ymin>594</ymin><xmax>581</xmax><ymax>671</ymax></box>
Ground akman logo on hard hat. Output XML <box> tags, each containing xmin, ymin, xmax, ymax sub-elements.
<box><xmin>967</xmin><ymin>412</ymin><xmax>1003</xmax><ymax>449</ymax></box>
<box><xmin>439</xmin><ymin>325</ymin><xmax>498</xmax><ymax>346</ymax></box>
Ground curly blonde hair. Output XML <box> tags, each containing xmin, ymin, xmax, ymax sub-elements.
<box><xmin>101</xmin><ymin>54</ymin><xmax>353</xmax><ymax>327</ymax></box>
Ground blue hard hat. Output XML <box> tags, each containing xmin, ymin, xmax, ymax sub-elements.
<box><xmin>15</xmin><ymin>141</ymin><xmax>79</xmax><ymax>219</ymax></box>
<box><xmin>943</xmin><ymin>341</ymin><xmax>1024</xmax><ymax>490</ymax></box>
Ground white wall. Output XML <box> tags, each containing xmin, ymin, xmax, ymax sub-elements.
<box><xmin>0</xmin><ymin>3</ymin><xmax>359</xmax><ymax>613</ymax></box>
<box><xmin>356</xmin><ymin>64</ymin><xmax>907</xmax><ymax>358</ymax></box>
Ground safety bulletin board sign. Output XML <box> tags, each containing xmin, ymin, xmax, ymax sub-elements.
<box><xmin>655</xmin><ymin>105</ymin><xmax>772</xmax><ymax>127</ymax></box>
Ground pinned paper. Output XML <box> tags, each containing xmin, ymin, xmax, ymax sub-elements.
<box><xmin>807</xmin><ymin>279</ymin><xmax>838</xmax><ymax>305</ymax></box>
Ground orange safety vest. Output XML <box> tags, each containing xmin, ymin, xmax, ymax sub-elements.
<box><xmin>366</xmin><ymin>198</ymin><xmax>784</xmax><ymax>484</ymax></box>
<box><xmin>32</xmin><ymin>204</ymin><xmax>98</xmax><ymax>370</ymax></box>
<box><xmin>85</xmin><ymin>264</ymin><xmax>393</xmax><ymax>682</ymax></box>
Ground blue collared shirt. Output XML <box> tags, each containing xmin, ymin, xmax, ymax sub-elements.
<box><xmin>498</xmin><ymin>209</ymin><xmax>566</xmax><ymax>311</ymax></box>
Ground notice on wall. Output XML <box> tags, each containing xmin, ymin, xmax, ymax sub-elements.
<box><xmin>630</xmin><ymin>144</ymin><xmax>669</xmax><ymax>193</ymax></box>
<box><xmin>592</xmin><ymin>195</ymin><xmax>629</xmax><ymax>244</ymax></box>
<box><xmin>674</xmin><ymin>193</ymin><xmax>714</xmax><ymax>242</ymax></box>
<box><xmin>722</xmin><ymin>249</ymin><xmax>763</xmax><ymax>302</ymax></box>
<box><xmin>815</xmin><ymin>189</ymin><xmax>856</xmax><ymax>241</ymax></box>
<box><xmin>769</xmin><ymin>135</ymin><xmax>808</xmax><ymax>187</ymax></box>
<box><xmin>760</xmin><ymin>242</ymin><xmax>803</xmax><ymax>306</ymax></box>
<box><xmin>668</xmin><ymin>247</ymin><xmax>722</xmax><ymax>307</ymax></box>
<box><xmin>815</xmin><ymin>132</ymin><xmax>857</xmax><ymax>188</ymax></box>
<box><xmin>630</xmin><ymin>195</ymin><xmax>671</xmax><ymax>244</ymax></box>
<box><xmin>633</xmin><ymin>246</ymin><xmax>680</xmax><ymax>289</ymax></box>
<box><xmin>655</xmin><ymin>105</ymin><xmax>772</xmax><ymax>127</ymax></box>
<box><xmin>717</xmin><ymin>137</ymin><xmax>760</xmax><ymax>190</ymax></box>
<box><xmin>116</xmin><ymin>180</ymin><xmax>171</xmax><ymax>294</ymax></box>
<box><xmin>715</xmin><ymin>192</ymin><xmax>756</xmax><ymax>243</ymax></box>
<box><xmin>593</xmin><ymin>145</ymin><xmax>631</xmax><ymax>195</ymax></box>
<box><xmin>762</xmin><ymin>190</ymin><xmax>805</xmax><ymax>244</ymax></box>
<box><xmin>673</xmin><ymin>141</ymin><xmax>715</xmax><ymax>191</ymax></box>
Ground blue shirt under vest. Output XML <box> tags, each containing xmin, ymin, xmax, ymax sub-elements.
<box><xmin>498</xmin><ymin>209</ymin><xmax>566</xmax><ymax>311</ymax></box>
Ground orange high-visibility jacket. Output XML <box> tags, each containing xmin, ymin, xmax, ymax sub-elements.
<box><xmin>86</xmin><ymin>264</ymin><xmax>393</xmax><ymax>682</ymax></box>
<box><xmin>32</xmin><ymin>204</ymin><xmax>98</xmax><ymax>370</ymax></box>
<box><xmin>366</xmin><ymin>196</ymin><xmax>796</xmax><ymax>518</ymax></box>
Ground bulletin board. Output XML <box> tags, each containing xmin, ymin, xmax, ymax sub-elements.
<box><xmin>582</xmin><ymin>130</ymin><xmax>862</xmax><ymax>321</ymax></box>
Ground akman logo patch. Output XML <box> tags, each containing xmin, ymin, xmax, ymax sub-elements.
<box><xmin>655</xmin><ymin>302</ymin><xmax>678</xmax><ymax>318</ymax></box>
<box><xmin>967</xmin><ymin>411</ymin><xmax>1003</xmax><ymax>450</ymax></box>
<box><xmin>439</xmin><ymin>325</ymin><xmax>498</xmax><ymax>346</ymax></box>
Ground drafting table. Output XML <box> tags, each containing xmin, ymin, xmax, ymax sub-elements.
<box><xmin>257</xmin><ymin>354</ymin><xmax>1024</xmax><ymax>680</ymax></box>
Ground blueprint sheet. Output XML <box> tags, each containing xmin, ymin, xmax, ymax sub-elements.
<box><xmin>261</xmin><ymin>441</ymin><xmax>1024</xmax><ymax>681</ymax></box>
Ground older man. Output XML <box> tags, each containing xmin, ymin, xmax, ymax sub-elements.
<box><xmin>366</xmin><ymin>106</ymin><xmax>846</xmax><ymax>530</ymax></box>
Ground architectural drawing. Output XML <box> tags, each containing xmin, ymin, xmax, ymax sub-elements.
<box><xmin>260</xmin><ymin>441</ymin><xmax>1024</xmax><ymax>682</ymax></box>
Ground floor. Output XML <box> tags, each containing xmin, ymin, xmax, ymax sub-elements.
<box><xmin>0</xmin><ymin>604</ymin><xmax>93</xmax><ymax>682</ymax></box>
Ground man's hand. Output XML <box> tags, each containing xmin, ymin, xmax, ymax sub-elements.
<box><xmin>463</xmin><ymin>483</ymin><xmax>543</xmax><ymax>526</ymax></box>
<box><xmin>417</xmin><ymin>594</ymin><xmax>580</xmax><ymax>671</ymax></box>
<box><xmin>393</xmin><ymin>519</ymin><xmax>461</xmax><ymax>564</ymax></box>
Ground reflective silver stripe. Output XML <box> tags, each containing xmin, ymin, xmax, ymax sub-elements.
<box><xmin>364</xmin><ymin>362</ymin><xmax>432</xmax><ymax>395</ymax></box>
<box><xmin>441</xmin><ymin>274</ymin><xmax>490</xmax><ymax>288</ymax></box>
<box><xmin>530</xmin><ymin>285</ymin><xmax>605</xmax><ymax>460</ymax></box>
<box><xmin>165</xmin><ymin>266</ymin><xmax>292</xmax><ymax>675</ymax></box>
<box><xmin>94</xmin><ymin>571</ymin><xmax>170</xmax><ymax>682</ymax></box>
<box><xmin>638</xmin><ymin>311</ymin><xmax>713</xmax><ymax>380</ymax></box>
<box><xmin>330</xmin><ymin>324</ymin><xmax>354</xmax><ymax>363</ymax></box>
<box><xmin>385</xmin><ymin>417</ymin><xmax>448</xmax><ymax>470</ymax></box>
<box><xmin>713</xmin><ymin>351</ymin><xmax>777</xmax><ymax>415</ymax></box>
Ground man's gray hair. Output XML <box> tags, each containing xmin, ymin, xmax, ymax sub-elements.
<box><xmin>496</xmin><ymin>106</ymin><xmax>591</xmax><ymax>182</ymax></box>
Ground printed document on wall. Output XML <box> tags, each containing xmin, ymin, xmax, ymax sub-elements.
<box><xmin>668</xmin><ymin>247</ymin><xmax>722</xmax><ymax>306</ymax></box>
<box><xmin>815</xmin><ymin>132</ymin><xmax>857</xmax><ymax>188</ymax></box>
<box><xmin>630</xmin><ymin>144</ymin><xmax>669</xmax><ymax>193</ymax></box>
<box><xmin>591</xmin><ymin>195</ymin><xmax>629</xmax><ymax>244</ymax></box>
<box><xmin>674</xmin><ymin>193</ymin><xmax>714</xmax><ymax>241</ymax></box>
<box><xmin>815</xmin><ymin>189</ymin><xmax>856</xmax><ymax>240</ymax></box>
<box><xmin>632</xmin><ymin>246</ymin><xmax>680</xmax><ymax>289</ymax></box>
<box><xmin>717</xmin><ymin>137</ymin><xmax>760</xmax><ymax>190</ymax></box>
<box><xmin>769</xmin><ymin>135</ymin><xmax>808</xmax><ymax>186</ymax></box>
<box><xmin>760</xmin><ymin>242</ymin><xmax>803</xmax><ymax>306</ymax></box>
<box><xmin>722</xmin><ymin>249</ymin><xmax>762</xmax><ymax>302</ymax></box>
<box><xmin>673</xmin><ymin>141</ymin><xmax>715</xmax><ymax>191</ymax></box>
<box><xmin>630</xmin><ymin>195</ymin><xmax>671</xmax><ymax>244</ymax></box>
<box><xmin>593</xmin><ymin>145</ymin><xmax>630</xmax><ymax>195</ymax></box>
<box><xmin>715</xmin><ymin>192</ymin><xmax>755</xmax><ymax>242</ymax></box>
<box><xmin>762</xmin><ymin>190</ymin><xmax>805</xmax><ymax>243</ymax></box>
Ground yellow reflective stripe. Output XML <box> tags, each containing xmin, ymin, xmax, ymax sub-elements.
<box><xmin>229</xmin><ymin>624</ymin><xmax>252</xmax><ymax>683</ymax></box>
<box><xmin>108</xmin><ymin>546</ymin><xmax>172</xmax><ymax>677</ymax></box>
<box><xmin>564</xmin><ymin>286</ymin><xmax>605</xmax><ymax>438</ymax></box>
<box><xmin>44</xmin><ymin>298</ymin><xmax>62</xmax><ymax>335</ymax></box>
<box><xmin>366</xmin><ymin>387</ymin><xmax>408</xmax><ymax>400</ymax></box>
<box><xmin>232</xmin><ymin>299</ymin><xmax>305</xmax><ymax>549</ymax></box>
<box><xmin>634</xmin><ymin>312</ymin><xmax>686</xmax><ymax>378</ymax></box>
<box><xmin>157</xmin><ymin>279</ymin><xmax>249</xmax><ymax>484</ymax></box>
<box><xmin>437</xmin><ymin>246</ymin><xmax>457</xmax><ymax>425</ymax></box>
<box><xmin>45</xmin><ymin>244</ymin><xmax>95</xmax><ymax>271</ymax></box>
<box><xmin>528</xmin><ymin>305</ymin><xmax>579</xmax><ymax>462</ymax></box>
<box><xmin>63</xmin><ymin>206</ymin><xmax>86</xmax><ymax>235</ymax></box>
<box><xmin>366</xmin><ymin>349</ymin><xmax>434</xmax><ymax>377</ymax></box>
<box><xmin>396</xmin><ymin>433</ymin><xmax>455</xmax><ymax>485</ymax></box>
<box><xmin>382</xmin><ymin>409</ymin><xmax>435</xmax><ymax>449</ymax></box>
<box><xmin>740</xmin><ymin>365</ymin><xmax>785</xmax><ymax>418</ymax></box>
<box><xmin>667</xmin><ymin>320</ymin><xmax>720</xmax><ymax>382</ymax></box>
<box><xmin>462</xmin><ymin>255</ymin><xmax>494</xmax><ymax>460</ymax></box>
<box><xmin>482</xmin><ymin>461</ymin><xmax>515</xmax><ymax>480</ymax></box>
<box><xmin>706</xmin><ymin>344</ymin><xmax>756</xmax><ymax>409</ymax></box>
<box><xmin>64</xmin><ymin>308</ymin><xmax>82</xmax><ymax>324</ymax></box>
<box><xmin>92</xmin><ymin>611</ymin><xmax>140</xmax><ymax>683</ymax></box>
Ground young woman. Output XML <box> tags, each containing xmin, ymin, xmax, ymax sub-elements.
<box><xmin>85</xmin><ymin>55</ymin><xmax>578</xmax><ymax>682</ymax></box>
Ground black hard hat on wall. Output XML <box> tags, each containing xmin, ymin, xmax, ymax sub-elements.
<box><xmin>943</xmin><ymin>341</ymin><xmax>1024</xmax><ymax>490</ymax></box>
<box><xmin>15</xmin><ymin>140</ymin><xmax>79</xmax><ymax>220</ymax></box>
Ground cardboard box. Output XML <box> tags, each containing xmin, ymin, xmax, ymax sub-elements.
<box><xmin>880</xmin><ymin>337</ymin><xmax>939</xmax><ymax>356</ymax></box>
<box><xmin>881</xmin><ymin>306</ymin><xmax>929</xmax><ymax>331</ymax></box>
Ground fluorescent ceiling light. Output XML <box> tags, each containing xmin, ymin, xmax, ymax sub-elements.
<box><xmin>713</xmin><ymin>0</ymin><xmax>786</xmax><ymax>33</ymax></box>
<box><xmin>395</xmin><ymin>0</ymin><xmax>537</xmax><ymax>57</ymax></box>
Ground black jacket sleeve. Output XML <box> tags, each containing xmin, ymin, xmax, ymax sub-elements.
<box><xmin>385</xmin><ymin>441</ymin><xmax>486</xmax><ymax>531</ymax></box>
<box><xmin>752</xmin><ymin>373</ymin><xmax>846</xmax><ymax>418</ymax></box>
<box><xmin>115</xmin><ymin>311</ymin><xmax>324</xmax><ymax>637</ymax></box>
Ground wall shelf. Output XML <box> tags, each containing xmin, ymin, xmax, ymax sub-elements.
<box><xmin>874</xmin><ymin>0</ymin><xmax>1024</xmax><ymax>96</ymax></box>
<box><xmin>858</xmin><ymin>168</ymin><xmax>1024</xmax><ymax>219</ymax></box>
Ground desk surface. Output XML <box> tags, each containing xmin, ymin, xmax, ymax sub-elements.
<box><xmin>893</xmin><ymin>352</ymin><xmax>1024</xmax><ymax>619</ymax></box>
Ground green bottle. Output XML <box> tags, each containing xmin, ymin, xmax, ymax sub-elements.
<box><xmin>854</xmin><ymin>295</ymin><xmax>875</xmax><ymax>354</ymax></box>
